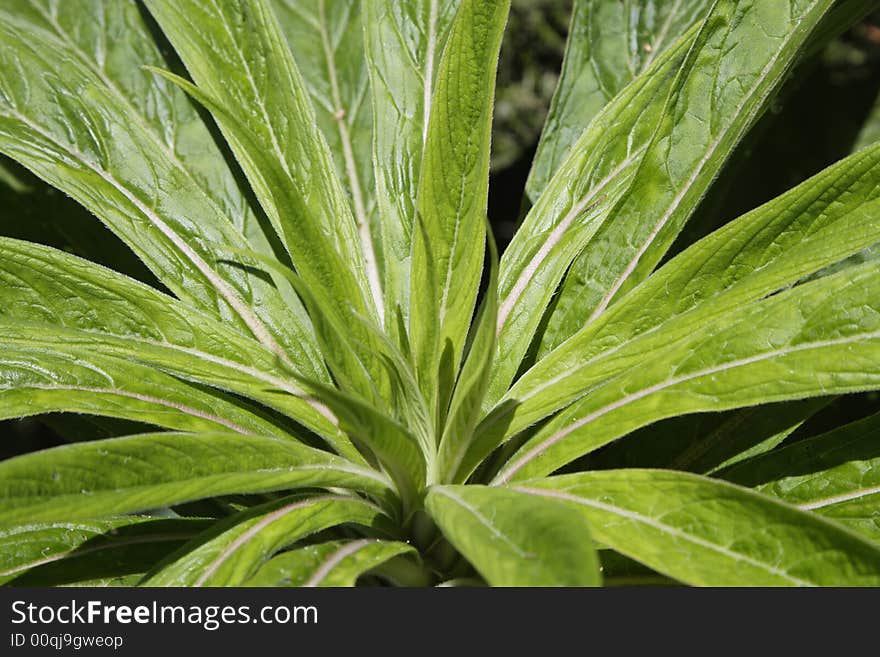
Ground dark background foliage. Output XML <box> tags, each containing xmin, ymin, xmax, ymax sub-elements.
<box><xmin>3</xmin><ymin>3</ymin><xmax>880</xmax><ymax>460</ymax></box>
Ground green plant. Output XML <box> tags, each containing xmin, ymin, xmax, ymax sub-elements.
<box><xmin>1</xmin><ymin>0</ymin><xmax>880</xmax><ymax>587</ymax></box>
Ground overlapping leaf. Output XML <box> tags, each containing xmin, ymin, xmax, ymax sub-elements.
<box><xmin>363</xmin><ymin>0</ymin><xmax>460</xmax><ymax>338</ymax></box>
<box><xmin>541</xmin><ymin>0</ymin><xmax>837</xmax><ymax>353</ymax></box>
<box><xmin>144</xmin><ymin>495</ymin><xmax>385</xmax><ymax>586</ymax></box>
<box><xmin>0</xmin><ymin>517</ymin><xmax>211</xmax><ymax>586</ymax></box>
<box><xmin>271</xmin><ymin>0</ymin><xmax>377</xmax><ymax>260</ymax></box>
<box><xmin>245</xmin><ymin>539</ymin><xmax>415</xmax><ymax>586</ymax></box>
<box><xmin>513</xmin><ymin>470</ymin><xmax>880</xmax><ymax>586</ymax></box>
<box><xmin>0</xmin><ymin>432</ymin><xmax>391</xmax><ymax>527</ymax></box>
<box><xmin>0</xmin><ymin>345</ymin><xmax>282</xmax><ymax>438</ymax></box>
<box><xmin>487</xmin><ymin>28</ymin><xmax>699</xmax><ymax>406</ymax></box>
<box><xmin>0</xmin><ymin>3</ymin><xmax>314</xmax><ymax>365</ymax></box>
<box><xmin>0</xmin><ymin>238</ymin><xmax>362</xmax><ymax>460</ymax></box>
<box><xmin>495</xmin><ymin>263</ymin><xmax>880</xmax><ymax>483</ymax></box>
<box><xmin>721</xmin><ymin>412</ymin><xmax>880</xmax><ymax>541</ymax></box>
<box><xmin>527</xmin><ymin>0</ymin><xmax>715</xmax><ymax>200</ymax></box>
<box><xmin>464</xmin><ymin>142</ymin><xmax>880</xmax><ymax>481</ymax></box>
<box><xmin>427</xmin><ymin>484</ymin><xmax>600</xmax><ymax>586</ymax></box>
<box><xmin>409</xmin><ymin>0</ymin><xmax>509</xmax><ymax>423</ymax></box>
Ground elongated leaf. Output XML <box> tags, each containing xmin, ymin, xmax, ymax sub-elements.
<box><xmin>721</xmin><ymin>412</ymin><xmax>880</xmax><ymax>541</ymax></box>
<box><xmin>475</xmin><ymin>142</ymin><xmax>880</xmax><ymax>471</ymax></box>
<box><xmin>0</xmin><ymin>235</ymin><xmax>327</xmax><ymax>382</ymax></box>
<box><xmin>527</xmin><ymin>0</ymin><xmax>714</xmax><ymax>200</ymax></box>
<box><xmin>3</xmin><ymin>0</ymin><xmax>270</xmax><ymax>247</ymax></box>
<box><xmin>495</xmin><ymin>264</ymin><xmax>880</xmax><ymax>483</ymax></box>
<box><xmin>409</xmin><ymin>0</ymin><xmax>509</xmax><ymax>422</ymax></box>
<box><xmin>144</xmin><ymin>0</ymin><xmax>383</xmax><ymax>336</ymax></box>
<box><xmin>0</xmin><ymin>156</ymin><xmax>153</xmax><ymax>283</ymax></box>
<box><xmin>0</xmin><ymin>238</ymin><xmax>364</xmax><ymax>460</ymax></box>
<box><xmin>0</xmin><ymin>517</ymin><xmax>210</xmax><ymax>586</ymax></box>
<box><xmin>487</xmin><ymin>28</ymin><xmax>700</xmax><ymax>406</ymax></box>
<box><xmin>363</xmin><ymin>0</ymin><xmax>460</xmax><ymax>338</ymax></box>
<box><xmin>0</xmin><ymin>345</ymin><xmax>283</xmax><ymax>438</ymax></box>
<box><xmin>0</xmin><ymin>319</ymin><xmax>360</xmax><ymax>453</ymax></box>
<box><xmin>216</xmin><ymin>247</ymin><xmax>435</xmax><ymax>480</ymax></box>
<box><xmin>436</xmin><ymin>231</ymin><xmax>499</xmax><ymax>483</ymax></box>
<box><xmin>426</xmin><ymin>485</ymin><xmax>600</xmax><ymax>586</ymax></box>
<box><xmin>541</xmin><ymin>0</ymin><xmax>837</xmax><ymax>353</ymax></box>
<box><xmin>245</xmin><ymin>539</ymin><xmax>415</xmax><ymax>587</ymax></box>
<box><xmin>0</xmin><ymin>432</ymin><xmax>391</xmax><ymax>526</ymax></box>
<box><xmin>145</xmin><ymin>495</ymin><xmax>384</xmax><ymax>586</ymax></box>
<box><xmin>513</xmin><ymin>470</ymin><xmax>880</xmax><ymax>586</ymax></box>
<box><xmin>0</xmin><ymin>6</ymin><xmax>314</xmax><ymax>365</ymax></box>
<box><xmin>590</xmin><ymin>398</ymin><xmax>831</xmax><ymax>474</ymax></box>
<box><xmin>289</xmin><ymin>374</ymin><xmax>426</xmax><ymax>513</ymax></box>
<box><xmin>271</xmin><ymin>0</ymin><xmax>377</xmax><ymax>271</ymax></box>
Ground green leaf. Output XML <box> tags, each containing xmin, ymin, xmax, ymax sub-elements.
<box><xmin>426</xmin><ymin>484</ymin><xmax>600</xmax><ymax>586</ymax></box>
<box><xmin>476</xmin><ymin>142</ymin><xmax>880</xmax><ymax>473</ymax></box>
<box><xmin>363</xmin><ymin>0</ymin><xmax>460</xmax><ymax>339</ymax></box>
<box><xmin>0</xmin><ymin>156</ymin><xmax>153</xmax><ymax>284</ymax></box>
<box><xmin>590</xmin><ymin>398</ymin><xmax>831</xmax><ymax>475</ymax></box>
<box><xmin>144</xmin><ymin>494</ymin><xmax>385</xmax><ymax>586</ymax></box>
<box><xmin>287</xmin><ymin>373</ymin><xmax>427</xmax><ymax>514</ymax></box>
<box><xmin>0</xmin><ymin>238</ymin><xmax>361</xmax><ymax>460</ymax></box>
<box><xmin>271</xmin><ymin>0</ymin><xmax>378</xmax><ymax>274</ymax></box>
<box><xmin>720</xmin><ymin>411</ymin><xmax>880</xmax><ymax>542</ymax></box>
<box><xmin>0</xmin><ymin>343</ymin><xmax>283</xmax><ymax>438</ymax></box>
<box><xmin>487</xmin><ymin>28</ymin><xmax>699</xmax><ymax>407</ymax></box>
<box><xmin>408</xmin><ymin>0</ymin><xmax>509</xmax><ymax>423</ymax></box>
<box><xmin>0</xmin><ymin>1</ymin><xmax>267</xmax><ymax>247</ymax></box>
<box><xmin>215</xmin><ymin>246</ymin><xmax>430</xmax><ymax>501</ymax></box>
<box><xmin>0</xmin><ymin>517</ymin><xmax>210</xmax><ymax>586</ymax></box>
<box><xmin>526</xmin><ymin>0</ymin><xmax>714</xmax><ymax>200</ymax></box>
<box><xmin>0</xmin><ymin>432</ymin><xmax>391</xmax><ymax>527</ymax></box>
<box><xmin>143</xmin><ymin>0</ymin><xmax>383</xmax><ymax>336</ymax></box>
<box><xmin>435</xmin><ymin>230</ymin><xmax>499</xmax><ymax>484</ymax></box>
<box><xmin>541</xmin><ymin>0</ymin><xmax>838</xmax><ymax>354</ymax></box>
<box><xmin>495</xmin><ymin>264</ymin><xmax>880</xmax><ymax>483</ymax></box>
<box><xmin>245</xmin><ymin>539</ymin><xmax>416</xmax><ymax>586</ymax></box>
<box><xmin>0</xmin><ymin>4</ymin><xmax>315</xmax><ymax>366</ymax></box>
<box><xmin>513</xmin><ymin>470</ymin><xmax>880</xmax><ymax>586</ymax></box>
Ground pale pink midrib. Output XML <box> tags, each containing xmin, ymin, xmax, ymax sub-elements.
<box><xmin>496</xmin><ymin>152</ymin><xmax>642</xmax><ymax>335</ymax></box>
<box><xmin>194</xmin><ymin>495</ymin><xmax>376</xmax><ymax>586</ymax></box>
<box><xmin>422</xmin><ymin>0</ymin><xmax>439</xmax><ymax>146</ymax></box>
<box><xmin>587</xmin><ymin>0</ymin><xmax>825</xmax><ymax>325</ymax></box>
<box><xmin>318</xmin><ymin>0</ymin><xmax>384</xmax><ymax>320</ymax></box>
<box><xmin>4</xmin><ymin>108</ymin><xmax>288</xmax><ymax>364</ymax></box>
<box><xmin>495</xmin><ymin>329</ymin><xmax>880</xmax><ymax>483</ymax></box>
<box><xmin>208</xmin><ymin>0</ymin><xmax>375</xmax><ymax>317</ymax></box>
<box><xmin>13</xmin><ymin>328</ymin><xmax>335</xmax><ymax>425</ymax></box>
<box><xmin>23</xmin><ymin>0</ymin><xmax>249</xmax><ymax>249</ymax></box>
<box><xmin>303</xmin><ymin>539</ymin><xmax>371</xmax><ymax>587</ymax></box>
<box><xmin>511</xmin><ymin>485</ymin><xmax>814</xmax><ymax>585</ymax></box>
<box><xmin>433</xmin><ymin>487</ymin><xmax>528</xmax><ymax>557</ymax></box>
<box><xmin>30</xmin><ymin>6</ymin><xmax>314</xmax><ymax>369</ymax></box>
<box><xmin>637</xmin><ymin>0</ymin><xmax>684</xmax><ymax>75</ymax></box>
<box><xmin>498</xmin><ymin>194</ymin><xmax>871</xmax><ymax>428</ymax></box>
<box><xmin>796</xmin><ymin>484</ymin><xmax>880</xmax><ymax>511</ymax></box>
<box><xmin>17</xmin><ymin>383</ymin><xmax>251</xmax><ymax>434</ymax></box>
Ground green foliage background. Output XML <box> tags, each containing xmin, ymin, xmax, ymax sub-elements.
<box><xmin>1</xmin><ymin>0</ymin><xmax>880</xmax><ymax>587</ymax></box>
<box><xmin>11</xmin><ymin>4</ymin><xmax>877</xmax><ymax>458</ymax></box>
